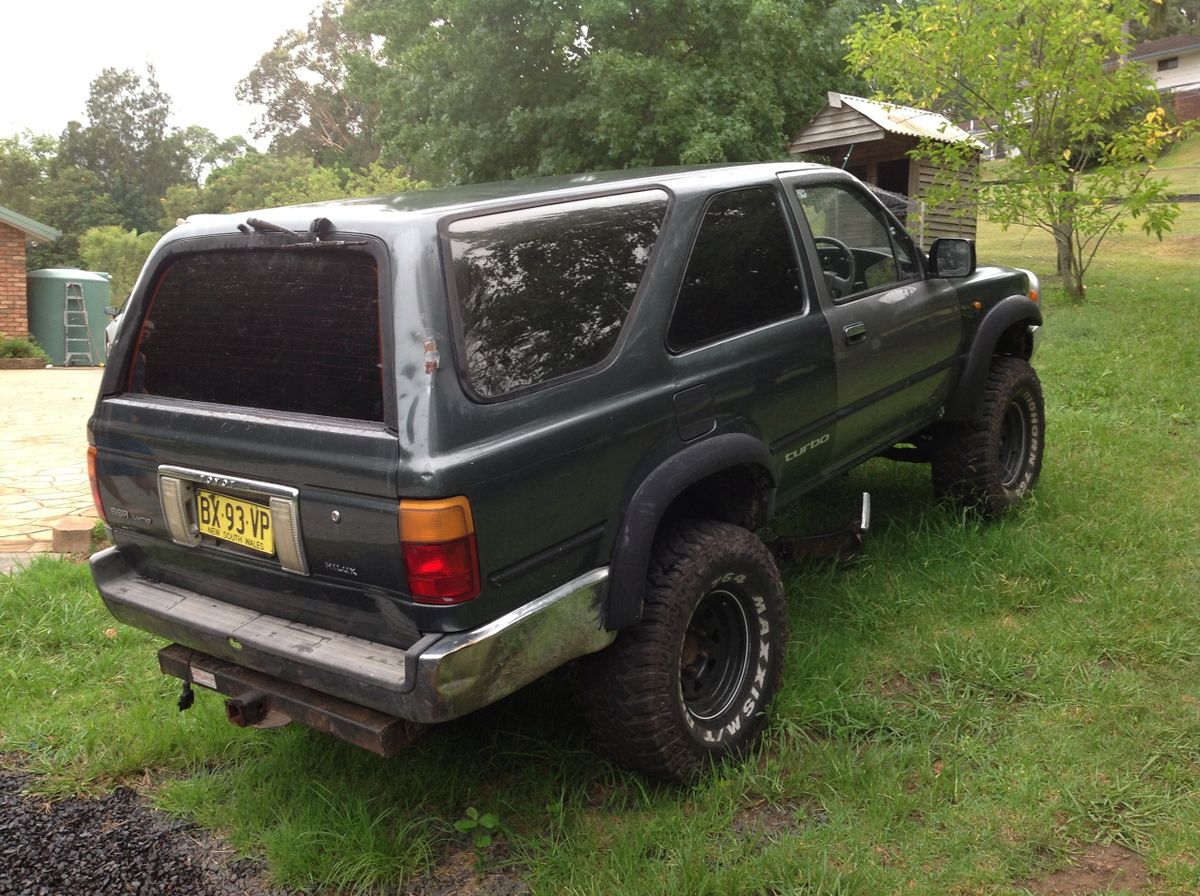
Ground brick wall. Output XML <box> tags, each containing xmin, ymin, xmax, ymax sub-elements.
<box><xmin>0</xmin><ymin>222</ymin><xmax>29</xmax><ymax>339</ymax></box>
<box><xmin>1174</xmin><ymin>88</ymin><xmax>1200</xmax><ymax>124</ymax></box>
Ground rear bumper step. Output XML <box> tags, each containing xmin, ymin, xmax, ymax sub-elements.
<box><xmin>92</xmin><ymin>547</ymin><xmax>614</xmax><ymax>727</ymax></box>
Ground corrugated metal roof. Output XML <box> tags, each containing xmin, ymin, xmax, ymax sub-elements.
<box><xmin>0</xmin><ymin>205</ymin><xmax>60</xmax><ymax>243</ymax></box>
<box><xmin>828</xmin><ymin>93</ymin><xmax>976</xmax><ymax>145</ymax></box>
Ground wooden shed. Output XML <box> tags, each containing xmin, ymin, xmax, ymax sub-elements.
<box><xmin>788</xmin><ymin>93</ymin><xmax>981</xmax><ymax>247</ymax></box>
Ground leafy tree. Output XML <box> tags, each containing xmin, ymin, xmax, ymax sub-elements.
<box><xmin>847</xmin><ymin>0</ymin><xmax>1191</xmax><ymax>301</ymax></box>
<box><xmin>161</xmin><ymin>152</ymin><xmax>428</xmax><ymax>223</ymax></box>
<box><xmin>25</xmin><ymin>166</ymin><xmax>121</xmax><ymax>271</ymax></box>
<box><xmin>0</xmin><ymin>133</ymin><xmax>58</xmax><ymax>213</ymax></box>
<box><xmin>344</xmin><ymin>0</ymin><xmax>876</xmax><ymax>184</ymax></box>
<box><xmin>78</xmin><ymin>226</ymin><xmax>162</xmax><ymax>305</ymax></box>
<box><xmin>1135</xmin><ymin>0</ymin><xmax>1200</xmax><ymax>39</ymax></box>
<box><xmin>238</xmin><ymin>1</ymin><xmax>383</xmax><ymax>168</ymax></box>
<box><xmin>58</xmin><ymin>67</ymin><xmax>199</xmax><ymax>232</ymax></box>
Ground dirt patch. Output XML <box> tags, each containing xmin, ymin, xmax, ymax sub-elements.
<box><xmin>731</xmin><ymin>799</ymin><xmax>821</xmax><ymax>839</ymax></box>
<box><xmin>1018</xmin><ymin>842</ymin><xmax>1151</xmax><ymax>895</ymax></box>
<box><xmin>402</xmin><ymin>847</ymin><xmax>530</xmax><ymax>896</ymax></box>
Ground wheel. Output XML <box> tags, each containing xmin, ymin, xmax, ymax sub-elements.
<box><xmin>580</xmin><ymin>519</ymin><xmax>788</xmax><ymax>781</ymax></box>
<box><xmin>932</xmin><ymin>356</ymin><xmax>1045</xmax><ymax>517</ymax></box>
<box><xmin>814</xmin><ymin>236</ymin><xmax>857</xmax><ymax>297</ymax></box>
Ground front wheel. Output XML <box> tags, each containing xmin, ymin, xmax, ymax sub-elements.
<box><xmin>932</xmin><ymin>356</ymin><xmax>1045</xmax><ymax>517</ymax></box>
<box><xmin>580</xmin><ymin>519</ymin><xmax>788</xmax><ymax>781</ymax></box>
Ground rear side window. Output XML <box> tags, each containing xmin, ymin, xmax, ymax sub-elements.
<box><xmin>668</xmin><ymin>187</ymin><xmax>805</xmax><ymax>351</ymax></box>
<box><xmin>448</xmin><ymin>190</ymin><xmax>668</xmax><ymax>399</ymax></box>
<box><xmin>129</xmin><ymin>249</ymin><xmax>384</xmax><ymax>421</ymax></box>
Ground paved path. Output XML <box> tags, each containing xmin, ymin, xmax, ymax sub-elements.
<box><xmin>0</xmin><ymin>369</ymin><xmax>104</xmax><ymax>563</ymax></box>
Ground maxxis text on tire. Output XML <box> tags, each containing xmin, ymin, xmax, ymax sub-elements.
<box><xmin>580</xmin><ymin>519</ymin><xmax>788</xmax><ymax>782</ymax></box>
<box><xmin>932</xmin><ymin>355</ymin><xmax>1045</xmax><ymax>517</ymax></box>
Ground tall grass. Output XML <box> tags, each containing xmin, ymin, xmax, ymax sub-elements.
<box><xmin>2</xmin><ymin>150</ymin><xmax>1198</xmax><ymax>894</ymax></box>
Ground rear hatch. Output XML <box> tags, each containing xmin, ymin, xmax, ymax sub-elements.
<box><xmin>91</xmin><ymin>234</ymin><xmax>421</xmax><ymax>649</ymax></box>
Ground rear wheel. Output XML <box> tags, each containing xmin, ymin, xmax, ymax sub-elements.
<box><xmin>933</xmin><ymin>356</ymin><xmax>1045</xmax><ymax>517</ymax></box>
<box><xmin>580</xmin><ymin>519</ymin><xmax>788</xmax><ymax>781</ymax></box>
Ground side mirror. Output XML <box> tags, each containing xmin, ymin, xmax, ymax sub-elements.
<box><xmin>929</xmin><ymin>239</ymin><xmax>976</xmax><ymax>278</ymax></box>
<box><xmin>104</xmin><ymin>305</ymin><xmax>119</xmax><ymax>318</ymax></box>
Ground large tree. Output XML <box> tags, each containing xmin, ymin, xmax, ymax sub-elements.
<box><xmin>342</xmin><ymin>0</ymin><xmax>877</xmax><ymax>184</ymax></box>
<box><xmin>847</xmin><ymin>0</ymin><xmax>1190</xmax><ymax>301</ymax></box>
<box><xmin>237</xmin><ymin>1</ymin><xmax>383</xmax><ymax>169</ymax></box>
<box><xmin>58</xmin><ymin>67</ymin><xmax>199</xmax><ymax>233</ymax></box>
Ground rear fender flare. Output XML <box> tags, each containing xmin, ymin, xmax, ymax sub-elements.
<box><xmin>604</xmin><ymin>433</ymin><xmax>776</xmax><ymax>630</ymax></box>
<box><xmin>947</xmin><ymin>296</ymin><xmax>1042</xmax><ymax>421</ymax></box>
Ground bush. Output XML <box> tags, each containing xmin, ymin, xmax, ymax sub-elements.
<box><xmin>0</xmin><ymin>335</ymin><xmax>50</xmax><ymax>361</ymax></box>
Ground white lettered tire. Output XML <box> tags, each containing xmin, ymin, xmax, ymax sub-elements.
<box><xmin>581</xmin><ymin>519</ymin><xmax>788</xmax><ymax>781</ymax></box>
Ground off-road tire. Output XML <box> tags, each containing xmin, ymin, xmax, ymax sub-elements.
<box><xmin>932</xmin><ymin>356</ymin><xmax>1044</xmax><ymax>517</ymax></box>
<box><xmin>580</xmin><ymin>519</ymin><xmax>788</xmax><ymax>782</ymax></box>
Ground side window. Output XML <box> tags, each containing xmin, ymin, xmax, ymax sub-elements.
<box><xmin>794</xmin><ymin>183</ymin><xmax>920</xmax><ymax>300</ymax></box>
<box><xmin>667</xmin><ymin>187</ymin><xmax>804</xmax><ymax>351</ymax></box>
<box><xmin>448</xmin><ymin>190</ymin><xmax>668</xmax><ymax>399</ymax></box>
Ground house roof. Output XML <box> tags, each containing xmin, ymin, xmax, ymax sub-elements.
<box><xmin>0</xmin><ymin>205</ymin><xmax>59</xmax><ymax>243</ymax></box>
<box><xmin>1127</xmin><ymin>35</ymin><xmax>1200</xmax><ymax>62</ymax></box>
<box><xmin>825</xmin><ymin>93</ymin><xmax>977</xmax><ymax>145</ymax></box>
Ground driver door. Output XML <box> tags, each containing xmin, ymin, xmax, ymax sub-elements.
<box><xmin>781</xmin><ymin>175</ymin><xmax>963</xmax><ymax>468</ymax></box>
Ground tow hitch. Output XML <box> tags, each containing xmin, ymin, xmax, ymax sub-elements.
<box><xmin>766</xmin><ymin>492</ymin><xmax>871</xmax><ymax>566</ymax></box>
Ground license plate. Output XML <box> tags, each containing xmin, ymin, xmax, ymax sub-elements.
<box><xmin>196</xmin><ymin>489</ymin><xmax>275</xmax><ymax>556</ymax></box>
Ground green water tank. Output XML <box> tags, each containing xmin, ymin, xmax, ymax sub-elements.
<box><xmin>26</xmin><ymin>269</ymin><xmax>112</xmax><ymax>366</ymax></box>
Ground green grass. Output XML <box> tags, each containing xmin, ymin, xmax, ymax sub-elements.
<box><xmin>3</xmin><ymin>170</ymin><xmax>1199</xmax><ymax>893</ymax></box>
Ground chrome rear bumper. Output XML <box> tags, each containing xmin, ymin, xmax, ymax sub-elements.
<box><xmin>91</xmin><ymin>547</ymin><xmax>613</xmax><ymax>725</ymax></box>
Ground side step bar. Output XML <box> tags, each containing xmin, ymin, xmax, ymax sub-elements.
<box><xmin>159</xmin><ymin>644</ymin><xmax>426</xmax><ymax>756</ymax></box>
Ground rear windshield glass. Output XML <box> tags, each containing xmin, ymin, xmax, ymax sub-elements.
<box><xmin>129</xmin><ymin>248</ymin><xmax>383</xmax><ymax>421</ymax></box>
<box><xmin>447</xmin><ymin>189</ymin><xmax>668</xmax><ymax>399</ymax></box>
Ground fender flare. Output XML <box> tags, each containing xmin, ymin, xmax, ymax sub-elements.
<box><xmin>604</xmin><ymin>433</ymin><xmax>776</xmax><ymax>630</ymax></box>
<box><xmin>946</xmin><ymin>295</ymin><xmax>1043</xmax><ymax>421</ymax></box>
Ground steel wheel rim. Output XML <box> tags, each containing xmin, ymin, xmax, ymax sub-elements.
<box><xmin>998</xmin><ymin>399</ymin><xmax>1030</xmax><ymax>488</ymax></box>
<box><xmin>680</xmin><ymin>588</ymin><xmax>752</xmax><ymax>721</ymax></box>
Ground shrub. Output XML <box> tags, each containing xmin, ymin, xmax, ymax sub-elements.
<box><xmin>0</xmin><ymin>335</ymin><xmax>50</xmax><ymax>361</ymax></box>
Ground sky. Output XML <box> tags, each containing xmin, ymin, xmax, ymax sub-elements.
<box><xmin>1</xmin><ymin>0</ymin><xmax>324</xmax><ymax>144</ymax></box>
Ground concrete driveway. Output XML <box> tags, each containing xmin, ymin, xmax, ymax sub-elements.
<box><xmin>0</xmin><ymin>368</ymin><xmax>104</xmax><ymax>564</ymax></box>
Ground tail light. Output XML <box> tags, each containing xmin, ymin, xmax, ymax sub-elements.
<box><xmin>399</xmin><ymin>497</ymin><xmax>481</xmax><ymax>605</ymax></box>
<box><xmin>87</xmin><ymin>446</ymin><xmax>107</xmax><ymax>522</ymax></box>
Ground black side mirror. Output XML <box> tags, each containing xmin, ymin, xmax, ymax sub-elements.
<box><xmin>929</xmin><ymin>239</ymin><xmax>976</xmax><ymax>278</ymax></box>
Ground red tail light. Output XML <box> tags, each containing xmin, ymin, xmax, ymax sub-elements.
<box><xmin>399</xmin><ymin>497</ymin><xmax>481</xmax><ymax>605</ymax></box>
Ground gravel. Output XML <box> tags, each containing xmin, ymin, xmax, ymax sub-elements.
<box><xmin>0</xmin><ymin>769</ymin><xmax>291</xmax><ymax>896</ymax></box>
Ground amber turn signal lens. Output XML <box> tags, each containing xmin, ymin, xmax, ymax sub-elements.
<box><xmin>87</xmin><ymin>446</ymin><xmax>106</xmax><ymax>522</ymax></box>
<box><xmin>399</xmin><ymin>496</ymin><xmax>475</xmax><ymax>543</ymax></box>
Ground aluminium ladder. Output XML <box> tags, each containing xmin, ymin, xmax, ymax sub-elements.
<box><xmin>63</xmin><ymin>282</ymin><xmax>94</xmax><ymax>366</ymax></box>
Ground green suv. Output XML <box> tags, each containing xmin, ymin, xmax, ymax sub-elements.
<box><xmin>90</xmin><ymin>162</ymin><xmax>1043</xmax><ymax>780</ymax></box>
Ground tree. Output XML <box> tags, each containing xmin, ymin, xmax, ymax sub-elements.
<box><xmin>58</xmin><ymin>67</ymin><xmax>198</xmax><ymax>232</ymax></box>
<box><xmin>0</xmin><ymin>133</ymin><xmax>58</xmax><ymax>213</ymax></box>
<box><xmin>238</xmin><ymin>1</ymin><xmax>383</xmax><ymax>169</ymax></box>
<box><xmin>1135</xmin><ymin>0</ymin><xmax>1200</xmax><ymax>39</ymax></box>
<box><xmin>847</xmin><ymin>0</ymin><xmax>1190</xmax><ymax>301</ymax></box>
<box><xmin>25</xmin><ymin>165</ymin><xmax>121</xmax><ymax>271</ymax></box>
<box><xmin>344</xmin><ymin>0</ymin><xmax>877</xmax><ymax>184</ymax></box>
<box><xmin>78</xmin><ymin>226</ymin><xmax>162</xmax><ymax>305</ymax></box>
<box><xmin>160</xmin><ymin>151</ymin><xmax>428</xmax><ymax>223</ymax></box>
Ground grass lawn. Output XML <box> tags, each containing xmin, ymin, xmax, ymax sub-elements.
<box><xmin>3</xmin><ymin>146</ymin><xmax>1198</xmax><ymax>894</ymax></box>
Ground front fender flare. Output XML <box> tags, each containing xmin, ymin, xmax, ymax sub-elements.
<box><xmin>946</xmin><ymin>295</ymin><xmax>1042</xmax><ymax>421</ymax></box>
<box><xmin>604</xmin><ymin>433</ymin><xmax>776</xmax><ymax>630</ymax></box>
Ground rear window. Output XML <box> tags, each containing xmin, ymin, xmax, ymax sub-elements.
<box><xmin>447</xmin><ymin>189</ymin><xmax>668</xmax><ymax>399</ymax></box>
<box><xmin>129</xmin><ymin>248</ymin><xmax>383</xmax><ymax>421</ymax></box>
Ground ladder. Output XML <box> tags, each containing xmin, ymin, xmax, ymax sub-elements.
<box><xmin>63</xmin><ymin>283</ymin><xmax>95</xmax><ymax>366</ymax></box>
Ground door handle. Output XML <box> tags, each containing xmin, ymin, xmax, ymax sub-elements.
<box><xmin>843</xmin><ymin>321</ymin><xmax>867</xmax><ymax>345</ymax></box>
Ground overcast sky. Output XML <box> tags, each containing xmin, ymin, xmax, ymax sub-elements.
<box><xmin>1</xmin><ymin>0</ymin><xmax>323</xmax><ymax>143</ymax></box>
